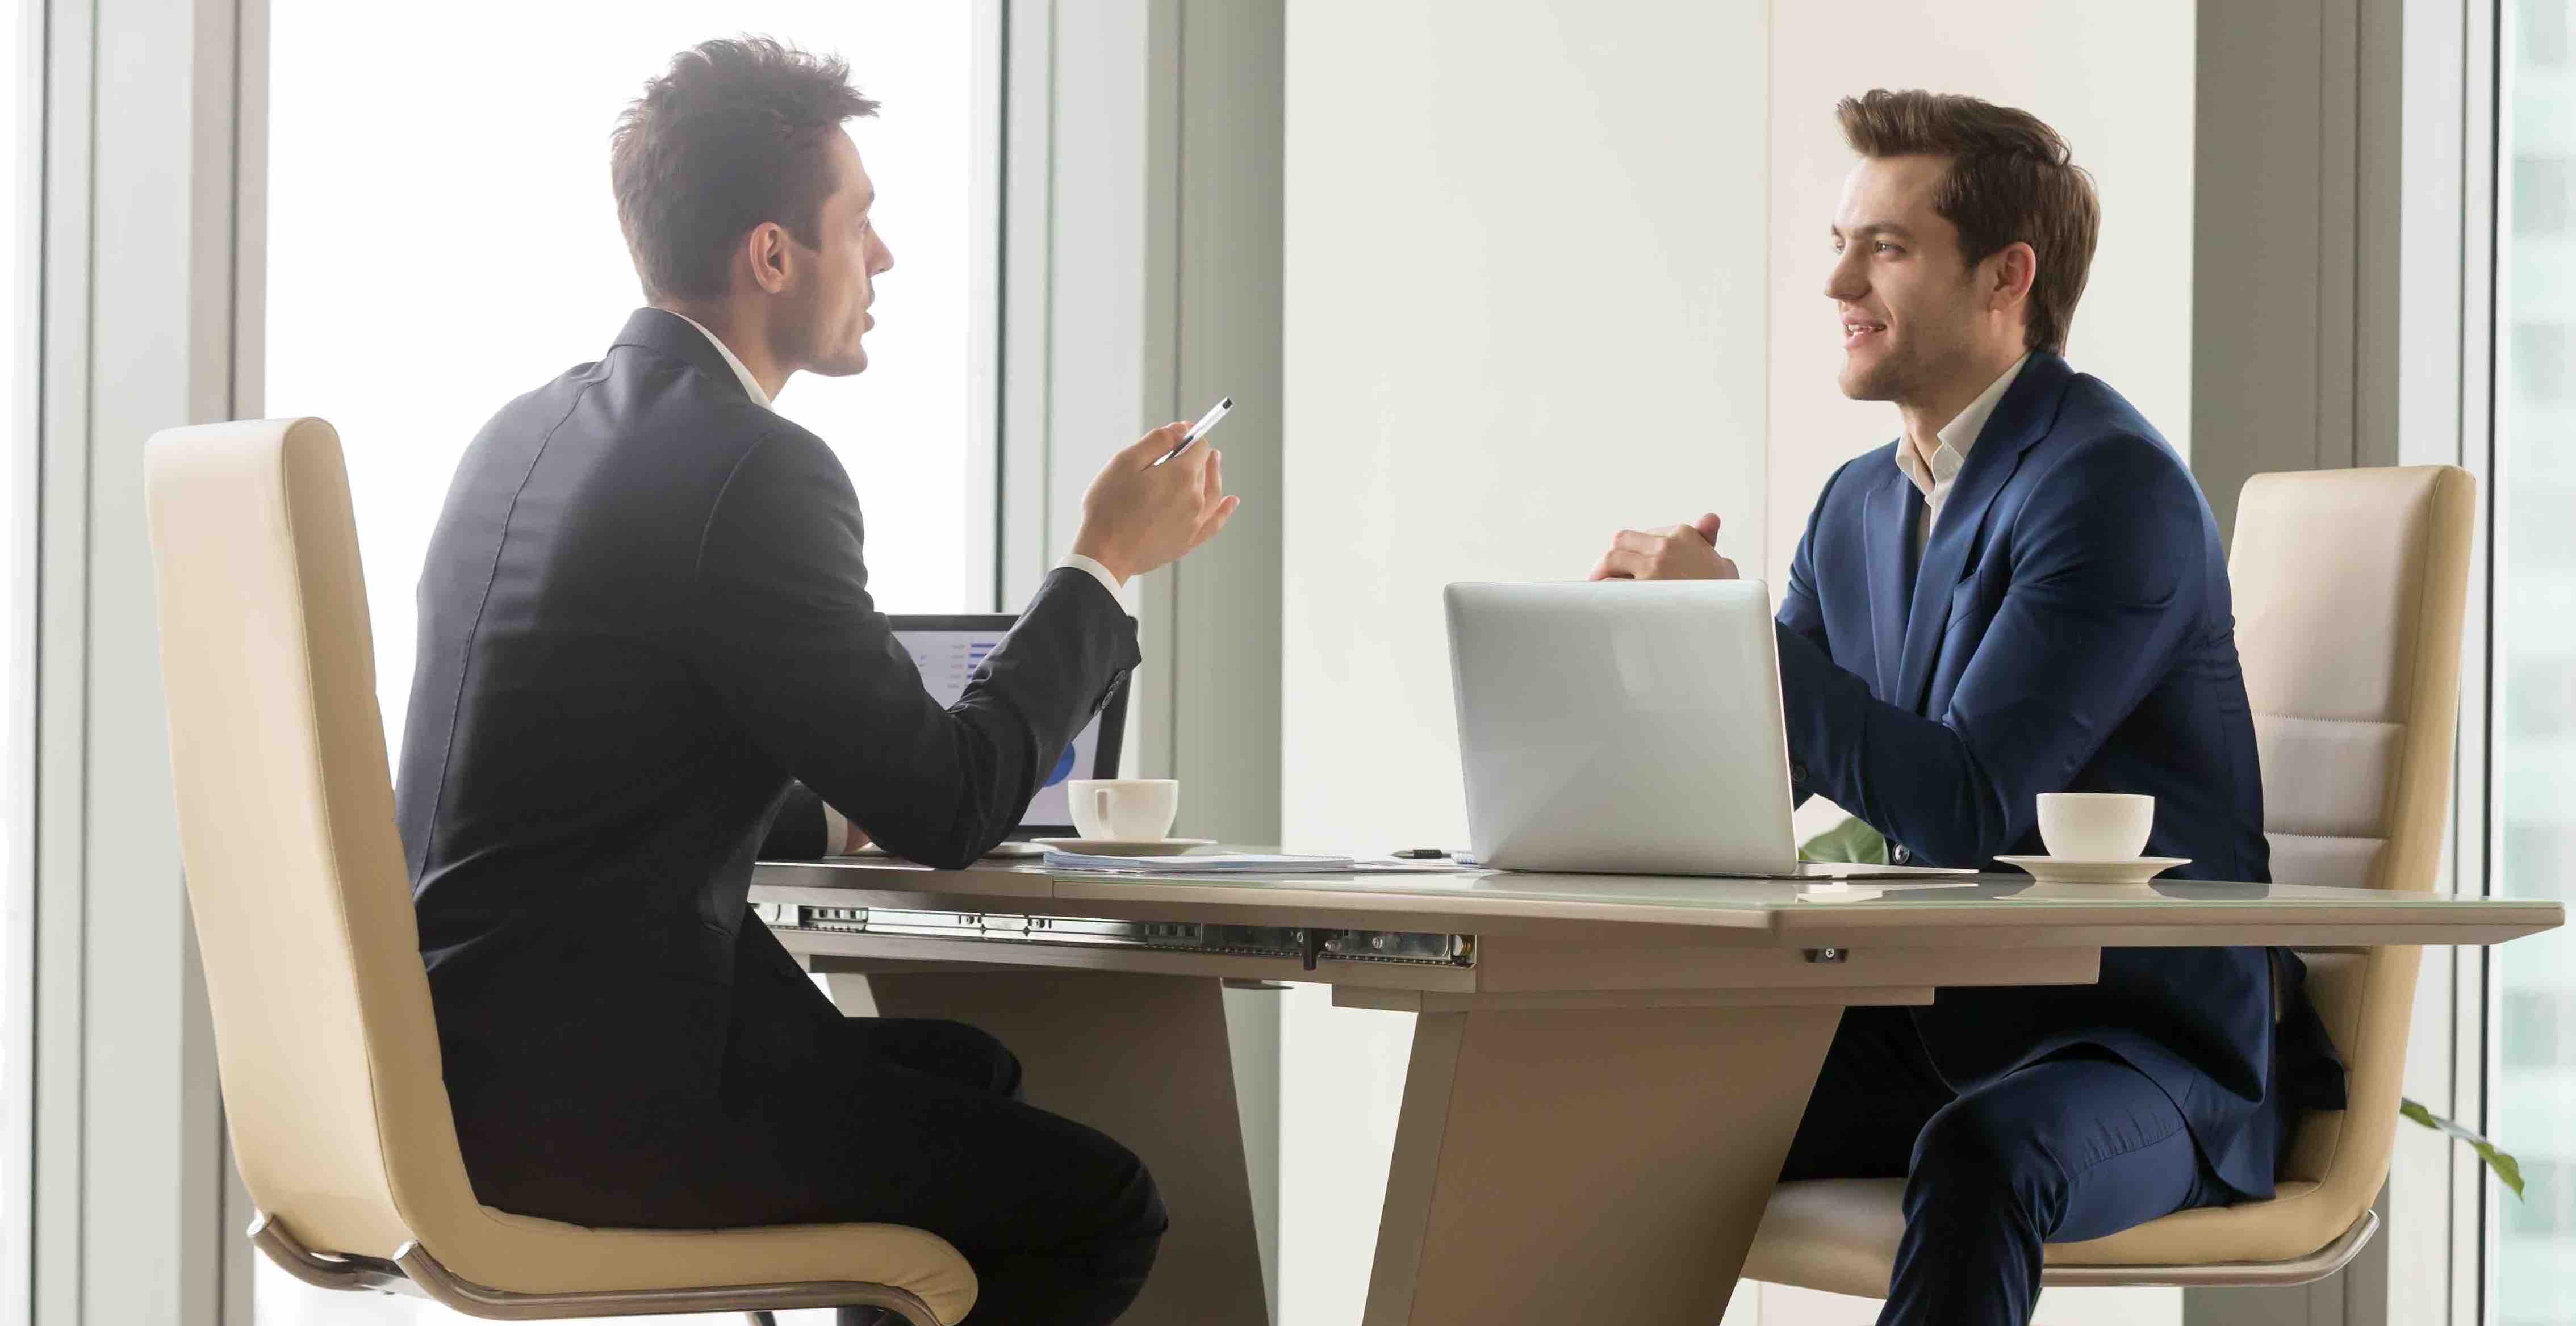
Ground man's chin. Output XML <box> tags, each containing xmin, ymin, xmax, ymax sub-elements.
<box><xmin>1838</xmin><ymin>361</ymin><xmax>1898</xmax><ymax>403</ymax></box>
<box><xmin>809</xmin><ymin>348</ymin><xmax>869</xmax><ymax>378</ymax></box>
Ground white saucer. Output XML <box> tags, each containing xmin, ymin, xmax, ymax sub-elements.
<box><xmin>1030</xmin><ymin>837</ymin><xmax>1217</xmax><ymax>857</ymax></box>
<box><xmin>1994</xmin><ymin>855</ymin><xmax>2189</xmax><ymax>886</ymax></box>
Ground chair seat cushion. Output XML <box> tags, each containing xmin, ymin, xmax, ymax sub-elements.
<box><xmin>1743</xmin><ymin>1177</ymin><xmax>2341</xmax><ymax>1298</ymax></box>
<box><xmin>434</xmin><ymin>1204</ymin><xmax>980</xmax><ymax>1324</ymax></box>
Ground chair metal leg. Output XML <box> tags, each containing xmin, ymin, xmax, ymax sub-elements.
<box><xmin>248</xmin><ymin>1210</ymin><xmax>948</xmax><ymax>1324</ymax></box>
<box><xmin>246</xmin><ymin>1213</ymin><xmax>419</xmax><ymax>1297</ymax></box>
<box><xmin>745</xmin><ymin>1314</ymin><xmax>778</xmax><ymax>1326</ymax></box>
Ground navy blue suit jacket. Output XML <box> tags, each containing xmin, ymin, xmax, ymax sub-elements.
<box><xmin>1775</xmin><ymin>352</ymin><xmax>2337</xmax><ymax>1197</ymax></box>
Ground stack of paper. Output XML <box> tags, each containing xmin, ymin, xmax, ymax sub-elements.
<box><xmin>1041</xmin><ymin>851</ymin><xmax>1357</xmax><ymax>873</ymax></box>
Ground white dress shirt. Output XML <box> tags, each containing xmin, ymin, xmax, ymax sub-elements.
<box><xmin>669</xmin><ymin>311</ymin><xmax>1125</xmax><ymax>853</ymax></box>
<box><xmin>1895</xmin><ymin>353</ymin><xmax>2029</xmax><ymax>553</ymax></box>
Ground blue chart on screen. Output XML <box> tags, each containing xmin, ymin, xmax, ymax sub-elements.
<box><xmin>1044</xmin><ymin>743</ymin><xmax>1077</xmax><ymax>788</ymax></box>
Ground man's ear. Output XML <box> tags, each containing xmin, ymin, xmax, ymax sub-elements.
<box><xmin>745</xmin><ymin>221</ymin><xmax>793</xmax><ymax>295</ymax></box>
<box><xmin>1987</xmin><ymin>241</ymin><xmax>2038</xmax><ymax>316</ymax></box>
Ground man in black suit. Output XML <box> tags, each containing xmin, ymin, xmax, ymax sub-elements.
<box><xmin>395</xmin><ymin>38</ymin><xmax>1235</xmax><ymax>1325</ymax></box>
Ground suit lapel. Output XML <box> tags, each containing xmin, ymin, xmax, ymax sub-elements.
<box><xmin>1861</xmin><ymin>467</ymin><xmax>1914</xmax><ymax>701</ymax></box>
<box><xmin>1892</xmin><ymin>354</ymin><xmax>2074</xmax><ymax>713</ymax></box>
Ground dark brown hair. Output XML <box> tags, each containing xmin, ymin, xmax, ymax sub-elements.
<box><xmin>1836</xmin><ymin>89</ymin><xmax>2098</xmax><ymax>356</ymax></box>
<box><xmin>610</xmin><ymin>37</ymin><xmax>879</xmax><ymax>303</ymax></box>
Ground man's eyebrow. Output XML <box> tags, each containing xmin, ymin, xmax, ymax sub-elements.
<box><xmin>1835</xmin><ymin>220</ymin><xmax>1913</xmax><ymax>241</ymax></box>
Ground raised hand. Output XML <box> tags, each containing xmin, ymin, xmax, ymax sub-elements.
<box><xmin>1070</xmin><ymin>424</ymin><xmax>1243</xmax><ymax>584</ymax></box>
<box><xmin>1589</xmin><ymin>512</ymin><xmax>1739</xmax><ymax>582</ymax></box>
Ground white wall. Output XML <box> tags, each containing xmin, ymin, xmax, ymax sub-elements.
<box><xmin>1282</xmin><ymin>2</ymin><xmax>2196</xmax><ymax>1323</ymax></box>
<box><xmin>1280</xmin><ymin>2</ymin><xmax>1768</xmax><ymax>1320</ymax></box>
<box><xmin>1281</xmin><ymin>0</ymin><xmax>1771</xmax><ymax>857</ymax></box>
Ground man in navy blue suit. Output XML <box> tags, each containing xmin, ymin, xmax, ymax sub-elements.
<box><xmin>1592</xmin><ymin>90</ymin><xmax>2340</xmax><ymax>1325</ymax></box>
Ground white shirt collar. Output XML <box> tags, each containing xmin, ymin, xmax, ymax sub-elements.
<box><xmin>1895</xmin><ymin>353</ymin><xmax>2029</xmax><ymax>499</ymax></box>
<box><xmin>665</xmin><ymin>310</ymin><xmax>773</xmax><ymax>410</ymax></box>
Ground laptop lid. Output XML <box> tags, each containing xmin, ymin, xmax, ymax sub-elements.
<box><xmin>1444</xmin><ymin>580</ymin><xmax>1799</xmax><ymax>875</ymax></box>
<box><xmin>888</xmin><ymin>614</ymin><xmax>1130</xmax><ymax>839</ymax></box>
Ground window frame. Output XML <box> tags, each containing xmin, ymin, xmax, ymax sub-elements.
<box><xmin>1</xmin><ymin>0</ymin><xmax>45</xmax><ymax>1319</ymax></box>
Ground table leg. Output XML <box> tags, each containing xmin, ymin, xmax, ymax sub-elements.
<box><xmin>841</xmin><ymin>970</ymin><xmax>1269</xmax><ymax>1326</ymax></box>
<box><xmin>1364</xmin><ymin>1002</ymin><xmax>1843</xmax><ymax>1325</ymax></box>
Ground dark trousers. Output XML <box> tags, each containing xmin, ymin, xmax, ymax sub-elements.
<box><xmin>797</xmin><ymin>1016</ymin><xmax>1165</xmax><ymax>1325</ymax></box>
<box><xmin>448</xmin><ymin>936</ymin><xmax>1165</xmax><ymax>1326</ymax></box>
<box><xmin>1779</xmin><ymin>1008</ymin><xmax>2236</xmax><ymax>1326</ymax></box>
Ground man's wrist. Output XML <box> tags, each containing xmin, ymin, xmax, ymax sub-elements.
<box><xmin>1062</xmin><ymin>550</ymin><xmax>1128</xmax><ymax>595</ymax></box>
<box><xmin>1067</xmin><ymin>530</ymin><xmax>1132</xmax><ymax>585</ymax></box>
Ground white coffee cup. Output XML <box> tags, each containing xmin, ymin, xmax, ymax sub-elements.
<box><xmin>2036</xmin><ymin>792</ymin><xmax>2155</xmax><ymax>860</ymax></box>
<box><xmin>1070</xmin><ymin>779</ymin><xmax>1180</xmax><ymax>841</ymax></box>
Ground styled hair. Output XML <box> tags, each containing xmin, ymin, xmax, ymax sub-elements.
<box><xmin>610</xmin><ymin>37</ymin><xmax>878</xmax><ymax>303</ymax></box>
<box><xmin>1835</xmin><ymin>89</ymin><xmax>2099</xmax><ymax>355</ymax></box>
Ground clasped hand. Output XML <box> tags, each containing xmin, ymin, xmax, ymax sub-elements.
<box><xmin>1588</xmin><ymin>512</ymin><xmax>1740</xmax><ymax>582</ymax></box>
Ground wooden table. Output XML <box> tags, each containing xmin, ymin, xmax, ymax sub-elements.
<box><xmin>750</xmin><ymin>858</ymin><xmax>2559</xmax><ymax>1326</ymax></box>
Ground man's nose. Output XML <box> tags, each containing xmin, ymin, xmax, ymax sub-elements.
<box><xmin>1823</xmin><ymin>251</ymin><xmax>1866</xmax><ymax>303</ymax></box>
<box><xmin>872</xmin><ymin>232</ymin><xmax>896</xmax><ymax>277</ymax></box>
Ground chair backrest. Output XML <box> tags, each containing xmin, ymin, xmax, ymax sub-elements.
<box><xmin>2227</xmin><ymin>466</ymin><xmax>2474</xmax><ymax>1197</ymax></box>
<box><xmin>145</xmin><ymin>419</ymin><xmax>482</xmax><ymax>1258</ymax></box>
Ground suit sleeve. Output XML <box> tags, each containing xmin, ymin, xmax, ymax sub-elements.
<box><xmin>759</xmin><ymin>784</ymin><xmax>830</xmax><ymax>860</ymax></box>
<box><xmin>691</xmin><ymin>433</ymin><xmax>1141</xmax><ymax>869</ymax></box>
<box><xmin>1772</xmin><ymin>470</ymin><xmax>1841</xmax><ymax>808</ymax></box>
<box><xmin>1775</xmin><ymin>435</ymin><xmax>2205</xmax><ymax>864</ymax></box>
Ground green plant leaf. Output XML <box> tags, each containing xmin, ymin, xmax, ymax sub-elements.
<box><xmin>1799</xmin><ymin>816</ymin><xmax>1888</xmax><ymax>866</ymax></box>
<box><xmin>2401</xmin><ymin>1097</ymin><xmax>2525</xmax><ymax>1200</ymax></box>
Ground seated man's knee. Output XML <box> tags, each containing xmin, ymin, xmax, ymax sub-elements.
<box><xmin>1056</xmin><ymin>1137</ymin><xmax>1166</xmax><ymax>1282</ymax></box>
<box><xmin>1110</xmin><ymin>1144</ymin><xmax>1169</xmax><ymax>1244</ymax></box>
<box><xmin>952</xmin><ymin>1021</ymin><xmax>1023</xmax><ymax>1098</ymax></box>
<box><xmin>1908</xmin><ymin>1094</ymin><xmax>2056</xmax><ymax>1223</ymax></box>
<box><xmin>908</xmin><ymin>1018</ymin><xmax>1021</xmax><ymax>1098</ymax></box>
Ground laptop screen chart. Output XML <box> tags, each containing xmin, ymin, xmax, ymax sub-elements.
<box><xmin>898</xmin><ymin>628</ymin><xmax>1101</xmax><ymax>827</ymax></box>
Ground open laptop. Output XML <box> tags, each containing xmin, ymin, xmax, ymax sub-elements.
<box><xmin>889</xmin><ymin>614</ymin><xmax>1130</xmax><ymax>841</ymax></box>
<box><xmin>1444</xmin><ymin>580</ymin><xmax>1967</xmax><ymax>879</ymax></box>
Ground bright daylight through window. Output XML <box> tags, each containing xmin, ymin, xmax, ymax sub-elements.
<box><xmin>264</xmin><ymin>1</ymin><xmax>996</xmax><ymax>762</ymax></box>
<box><xmin>2495</xmin><ymin>1</ymin><xmax>2576</xmax><ymax>1321</ymax></box>
<box><xmin>256</xmin><ymin>5</ymin><xmax>994</xmax><ymax>1322</ymax></box>
<box><xmin>1</xmin><ymin>0</ymin><xmax>34</xmax><ymax>1308</ymax></box>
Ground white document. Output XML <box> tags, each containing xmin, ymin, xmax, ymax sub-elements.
<box><xmin>1042</xmin><ymin>851</ymin><xmax>1357</xmax><ymax>873</ymax></box>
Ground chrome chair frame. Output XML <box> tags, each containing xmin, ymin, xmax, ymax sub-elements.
<box><xmin>249</xmin><ymin>1211</ymin><xmax>943</xmax><ymax>1325</ymax></box>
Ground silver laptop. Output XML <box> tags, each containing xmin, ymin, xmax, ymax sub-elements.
<box><xmin>1444</xmin><ymin>580</ymin><xmax>1963</xmax><ymax>878</ymax></box>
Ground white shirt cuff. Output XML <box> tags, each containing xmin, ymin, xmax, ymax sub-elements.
<box><xmin>1059</xmin><ymin>554</ymin><xmax>1124</xmax><ymax>599</ymax></box>
<box><xmin>818</xmin><ymin>800</ymin><xmax>851</xmax><ymax>856</ymax></box>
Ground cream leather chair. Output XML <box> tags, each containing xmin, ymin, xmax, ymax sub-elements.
<box><xmin>1745</xmin><ymin>465</ymin><xmax>2477</xmax><ymax>1295</ymax></box>
<box><xmin>144</xmin><ymin>418</ymin><xmax>978</xmax><ymax>1324</ymax></box>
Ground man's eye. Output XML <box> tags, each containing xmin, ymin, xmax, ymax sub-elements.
<box><xmin>1875</xmin><ymin>242</ymin><xmax>1900</xmax><ymax>255</ymax></box>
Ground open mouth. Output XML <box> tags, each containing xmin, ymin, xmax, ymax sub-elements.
<box><xmin>1842</xmin><ymin>319</ymin><xmax>1887</xmax><ymax>350</ymax></box>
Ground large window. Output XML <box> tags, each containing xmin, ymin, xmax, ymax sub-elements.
<box><xmin>264</xmin><ymin>1</ymin><xmax>999</xmax><ymax>758</ymax></box>
<box><xmin>2</xmin><ymin>0</ymin><xmax>34</xmax><ymax>1315</ymax></box>
<box><xmin>2492</xmin><ymin>1</ymin><xmax>2576</xmax><ymax>1321</ymax></box>
<box><xmin>255</xmin><ymin>6</ymin><xmax>997</xmax><ymax>1323</ymax></box>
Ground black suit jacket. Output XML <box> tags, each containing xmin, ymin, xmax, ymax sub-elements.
<box><xmin>396</xmin><ymin>307</ymin><xmax>1139</xmax><ymax>1135</ymax></box>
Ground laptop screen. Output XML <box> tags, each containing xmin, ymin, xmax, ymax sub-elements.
<box><xmin>888</xmin><ymin>614</ymin><xmax>1128</xmax><ymax>834</ymax></box>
